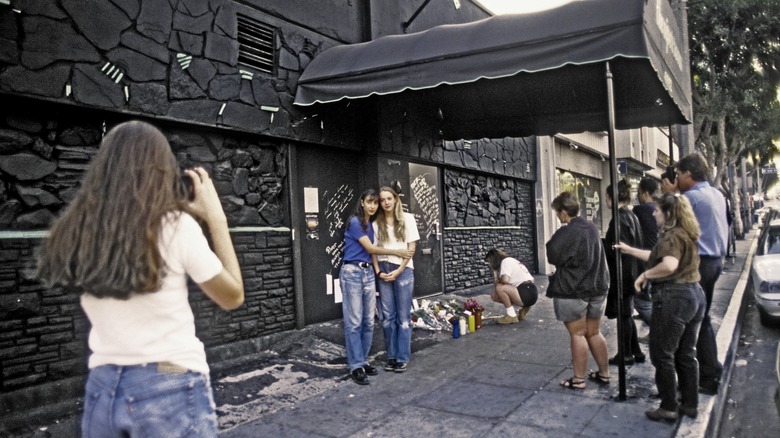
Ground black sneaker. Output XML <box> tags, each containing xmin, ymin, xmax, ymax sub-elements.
<box><xmin>393</xmin><ymin>362</ymin><xmax>408</xmax><ymax>373</ymax></box>
<box><xmin>351</xmin><ymin>368</ymin><xmax>369</xmax><ymax>385</ymax></box>
<box><xmin>363</xmin><ymin>364</ymin><xmax>378</xmax><ymax>376</ymax></box>
<box><xmin>384</xmin><ymin>359</ymin><xmax>397</xmax><ymax>371</ymax></box>
<box><xmin>633</xmin><ymin>352</ymin><xmax>646</xmax><ymax>363</ymax></box>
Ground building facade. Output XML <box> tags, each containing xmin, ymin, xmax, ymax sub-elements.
<box><xmin>0</xmin><ymin>0</ymin><xmax>684</xmax><ymax>429</ymax></box>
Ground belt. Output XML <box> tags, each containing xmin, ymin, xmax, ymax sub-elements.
<box><xmin>346</xmin><ymin>261</ymin><xmax>371</xmax><ymax>269</ymax></box>
<box><xmin>156</xmin><ymin>361</ymin><xmax>188</xmax><ymax>374</ymax></box>
<box><xmin>520</xmin><ymin>280</ymin><xmax>534</xmax><ymax>285</ymax></box>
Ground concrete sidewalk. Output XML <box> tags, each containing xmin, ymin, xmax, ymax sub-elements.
<box><xmin>222</xmin><ymin>226</ymin><xmax>758</xmax><ymax>438</ymax></box>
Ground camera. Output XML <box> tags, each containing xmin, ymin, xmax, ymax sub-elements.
<box><xmin>662</xmin><ymin>165</ymin><xmax>676</xmax><ymax>183</ymax></box>
<box><xmin>180</xmin><ymin>170</ymin><xmax>195</xmax><ymax>201</ymax></box>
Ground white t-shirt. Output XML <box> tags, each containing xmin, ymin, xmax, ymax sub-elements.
<box><xmin>373</xmin><ymin>212</ymin><xmax>420</xmax><ymax>269</ymax></box>
<box><xmin>500</xmin><ymin>257</ymin><xmax>534</xmax><ymax>287</ymax></box>
<box><xmin>80</xmin><ymin>212</ymin><xmax>223</xmax><ymax>375</ymax></box>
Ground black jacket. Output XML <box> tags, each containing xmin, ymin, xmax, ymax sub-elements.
<box><xmin>546</xmin><ymin>216</ymin><xmax>609</xmax><ymax>299</ymax></box>
<box><xmin>604</xmin><ymin>208</ymin><xmax>643</xmax><ymax>318</ymax></box>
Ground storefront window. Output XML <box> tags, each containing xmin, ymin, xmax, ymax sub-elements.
<box><xmin>557</xmin><ymin>169</ymin><xmax>602</xmax><ymax>230</ymax></box>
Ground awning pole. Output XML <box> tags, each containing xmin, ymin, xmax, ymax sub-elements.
<box><xmin>606</xmin><ymin>61</ymin><xmax>627</xmax><ymax>401</ymax></box>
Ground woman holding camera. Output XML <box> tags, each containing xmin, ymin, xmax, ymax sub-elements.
<box><xmin>38</xmin><ymin>121</ymin><xmax>244</xmax><ymax>436</ymax></box>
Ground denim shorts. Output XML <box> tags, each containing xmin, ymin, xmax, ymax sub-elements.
<box><xmin>553</xmin><ymin>294</ymin><xmax>607</xmax><ymax>322</ymax></box>
<box><xmin>82</xmin><ymin>363</ymin><xmax>218</xmax><ymax>438</ymax></box>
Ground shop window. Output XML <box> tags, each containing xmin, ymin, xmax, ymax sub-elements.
<box><xmin>557</xmin><ymin>169</ymin><xmax>602</xmax><ymax>230</ymax></box>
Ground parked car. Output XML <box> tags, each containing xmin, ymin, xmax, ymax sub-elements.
<box><xmin>750</xmin><ymin>217</ymin><xmax>780</xmax><ymax>326</ymax></box>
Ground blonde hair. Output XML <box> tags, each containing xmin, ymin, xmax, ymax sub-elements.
<box><xmin>375</xmin><ymin>186</ymin><xmax>406</xmax><ymax>244</ymax></box>
<box><xmin>654</xmin><ymin>192</ymin><xmax>701</xmax><ymax>242</ymax></box>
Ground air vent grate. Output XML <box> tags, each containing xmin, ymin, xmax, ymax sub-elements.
<box><xmin>237</xmin><ymin>14</ymin><xmax>276</xmax><ymax>75</ymax></box>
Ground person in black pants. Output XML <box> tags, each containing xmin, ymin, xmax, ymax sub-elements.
<box><xmin>661</xmin><ymin>154</ymin><xmax>728</xmax><ymax>395</ymax></box>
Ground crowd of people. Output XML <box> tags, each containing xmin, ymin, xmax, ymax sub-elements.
<box><xmin>546</xmin><ymin>152</ymin><xmax>728</xmax><ymax>423</ymax></box>
<box><xmin>39</xmin><ymin>118</ymin><xmax>728</xmax><ymax>432</ymax></box>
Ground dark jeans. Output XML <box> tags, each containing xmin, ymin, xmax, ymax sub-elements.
<box><xmin>650</xmin><ymin>282</ymin><xmax>706</xmax><ymax>411</ymax></box>
<box><xmin>698</xmin><ymin>256</ymin><xmax>724</xmax><ymax>386</ymax></box>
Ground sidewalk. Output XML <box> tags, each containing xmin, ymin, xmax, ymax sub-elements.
<box><xmin>222</xmin><ymin>226</ymin><xmax>758</xmax><ymax>438</ymax></box>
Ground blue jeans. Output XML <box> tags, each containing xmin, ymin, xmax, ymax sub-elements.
<box><xmin>81</xmin><ymin>364</ymin><xmax>217</xmax><ymax>438</ymax></box>
<box><xmin>649</xmin><ymin>282</ymin><xmax>706</xmax><ymax>411</ymax></box>
<box><xmin>340</xmin><ymin>263</ymin><xmax>376</xmax><ymax>371</ymax></box>
<box><xmin>634</xmin><ymin>293</ymin><xmax>652</xmax><ymax>326</ymax></box>
<box><xmin>377</xmin><ymin>262</ymin><xmax>414</xmax><ymax>364</ymax></box>
<box><xmin>697</xmin><ymin>256</ymin><xmax>724</xmax><ymax>385</ymax></box>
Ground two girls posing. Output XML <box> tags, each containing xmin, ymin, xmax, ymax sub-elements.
<box><xmin>340</xmin><ymin>187</ymin><xmax>418</xmax><ymax>385</ymax></box>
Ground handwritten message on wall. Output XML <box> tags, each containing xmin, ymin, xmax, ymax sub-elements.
<box><xmin>411</xmin><ymin>174</ymin><xmax>439</xmax><ymax>239</ymax></box>
<box><xmin>323</xmin><ymin>184</ymin><xmax>355</xmax><ymax>270</ymax></box>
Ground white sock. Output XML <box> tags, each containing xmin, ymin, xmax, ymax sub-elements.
<box><xmin>506</xmin><ymin>306</ymin><xmax>517</xmax><ymax>317</ymax></box>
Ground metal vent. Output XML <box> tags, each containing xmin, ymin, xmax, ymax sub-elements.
<box><xmin>237</xmin><ymin>14</ymin><xmax>276</xmax><ymax>75</ymax></box>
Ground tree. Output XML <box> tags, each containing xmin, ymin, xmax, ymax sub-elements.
<box><xmin>688</xmin><ymin>0</ymin><xmax>780</xmax><ymax>233</ymax></box>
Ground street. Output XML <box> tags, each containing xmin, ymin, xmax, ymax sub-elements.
<box><xmin>718</xmin><ymin>291</ymin><xmax>780</xmax><ymax>436</ymax></box>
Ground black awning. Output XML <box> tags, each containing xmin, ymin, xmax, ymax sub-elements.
<box><xmin>294</xmin><ymin>0</ymin><xmax>690</xmax><ymax>140</ymax></box>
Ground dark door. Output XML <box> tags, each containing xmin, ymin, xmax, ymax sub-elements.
<box><xmin>296</xmin><ymin>146</ymin><xmax>361</xmax><ymax>324</ymax></box>
<box><xmin>378</xmin><ymin>159</ymin><xmax>443</xmax><ymax>296</ymax></box>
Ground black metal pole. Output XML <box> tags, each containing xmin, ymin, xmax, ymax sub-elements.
<box><xmin>606</xmin><ymin>62</ymin><xmax>626</xmax><ymax>400</ymax></box>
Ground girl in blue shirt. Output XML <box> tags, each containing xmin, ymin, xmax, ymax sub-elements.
<box><xmin>341</xmin><ymin>189</ymin><xmax>413</xmax><ymax>385</ymax></box>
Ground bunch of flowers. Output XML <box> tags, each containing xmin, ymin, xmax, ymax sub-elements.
<box><xmin>463</xmin><ymin>298</ymin><xmax>485</xmax><ymax>313</ymax></box>
<box><xmin>411</xmin><ymin>299</ymin><xmax>459</xmax><ymax>331</ymax></box>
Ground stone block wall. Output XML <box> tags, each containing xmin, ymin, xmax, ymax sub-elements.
<box><xmin>0</xmin><ymin>230</ymin><xmax>294</xmax><ymax>429</ymax></box>
<box><xmin>0</xmin><ymin>0</ymin><xmax>354</xmax><ymax>146</ymax></box>
<box><xmin>442</xmin><ymin>168</ymin><xmax>536</xmax><ymax>289</ymax></box>
<box><xmin>0</xmin><ymin>99</ymin><xmax>295</xmax><ymax>427</ymax></box>
<box><xmin>443</xmin><ymin>228</ymin><xmax>535</xmax><ymax>291</ymax></box>
<box><xmin>0</xmin><ymin>96</ymin><xmax>288</xmax><ymax>228</ymax></box>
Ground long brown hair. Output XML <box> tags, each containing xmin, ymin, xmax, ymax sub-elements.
<box><xmin>375</xmin><ymin>186</ymin><xmax>407</xmax><ymax>244</ymax></box>
<box><xmin>37</xmin><ymin>121</ymin><xmax>191</xmax><ymax>299</ymax></box>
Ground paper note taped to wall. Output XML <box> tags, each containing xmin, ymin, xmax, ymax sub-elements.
<box><xmin>304</xmin><ymin>187</ymin><xmax>319</xmax><ymax>213</ymax></box>
<box><xmin>334</xmin><ymin>278</ymin><xmax>342</xmax><ymax>304</ymax></box>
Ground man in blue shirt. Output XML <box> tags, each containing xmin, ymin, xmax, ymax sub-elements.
<box><xmin>662</xmin><ymin>153</ymin><xmax>728</xmax><ymax>395</ymax></box>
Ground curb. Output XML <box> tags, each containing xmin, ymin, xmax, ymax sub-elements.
<box><xmin>675</xmin><ymin>230</ymin><xmax>759</xmax><ymax>437</ymax></box>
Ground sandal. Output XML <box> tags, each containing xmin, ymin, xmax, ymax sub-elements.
<box><xmin>587</xmin><ymin>370</ymin><xmax>610</xmax><ymax>386</ymax></box>
<box><xmin>560</xmin><ymin>376</ymin><xmax>586</xmax><ymax>390</ymax></box>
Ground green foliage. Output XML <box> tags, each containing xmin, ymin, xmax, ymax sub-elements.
<box><xmin>688</xmin><ymin>0</ymin><xmax>780</xmax><ymax>175</ymax></box>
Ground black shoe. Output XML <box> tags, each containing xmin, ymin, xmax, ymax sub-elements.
<box><xmin>393</xmin><ymin>362</ymin><xmax>408</xmax><ymax>373</ymax></box>
<box><xmin>351</xmin><ymin>368</ymin><xmax>369</xmax><ymax>385</ymax></box>
<box><xmin>678</xmin><ymin>406</ymin><xmax>698</xmax><ymax>418</ymax></box>
<box><xmin>609</xmin><ymin>355</ymin><xmax>635</xmax><ymax>365</ymax></box>
<box><xmin>363</xmin><ymin>364</ymin><xmax>378</xmax><ymax>376</ymax></box>
<box><xmin>645</xmin><ymin>408</ymin><xmax>678</xmax><ymax>423</ymax></box>
<box><xmin>384</xmin><ymin>359</ymin><xmax>397</xmax><ymax>371</ymax></box>
<box><xmin>698</xmin><ymin>382</ymin><xmax>718</xmax><ymax>395</ymax></box>
<box><xmin>633</xmin><ymin>352</ymin><xmax>646</xmax><ymax>363</ymax></box>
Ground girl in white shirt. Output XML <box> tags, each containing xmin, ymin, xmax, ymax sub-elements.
<box><xmin>373</xmin><ymin>186</ymin><xmax>418</xmax><ymax>372</ymax></box>
<box><xmin>38</xmin><ymin>121</ymin><xmax>243</xmax><ymax>437</ymax></box>
<box><xmin>484</xmin><ymin>248</ymin><xmax>538</xmax><ymax>324</ymax></box>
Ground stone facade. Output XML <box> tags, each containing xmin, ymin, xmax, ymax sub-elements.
<box><xmin>0</xmin><ymin>0</ymin><xmax>539</xmax><ymax>429</ymax></box>
<box><xmin>0</xmin><ymin>98</ymin><xmax>294</xmax><ymax>427</ymax></box>
<box><xmin>442</xmin><ymin>169</ymin><xmax>535</xmax><ymax>290</ymax></box>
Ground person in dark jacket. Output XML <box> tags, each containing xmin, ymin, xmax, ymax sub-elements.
<box><xmin>632</xmin><ymin>177</ymin><xmax>659</xmax><ymax>328</ymax></box>
<box><xmin>547</xmin><ymin>192</ymin><xmax>611</xmax><ymax>389</ymax></box>
<box><xmin>604</xmin><ymin>180</ymin><xmax>645</xmax><ymax>366</ymax></box>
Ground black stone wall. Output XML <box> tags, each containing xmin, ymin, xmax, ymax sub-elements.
<box><xmin>0</xmin><ymin>99</ymin><xmax>294</xmax><ymax>428</ymax></box>
<box><xmin>442</xmin><ymin>168</ymin><xmax>536</xmax><ymax>290</ymax></box>
<box><xmin>0</xmin><ymin>230</ymin><xmax>293</xmax><ymax>429</ymax></box>
<box><xmin>0</xmin><ymin>0</ymin><xmax>346</xmax><ymax>145</ymax></box>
